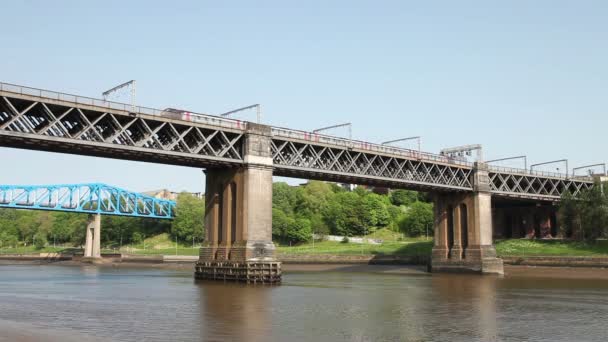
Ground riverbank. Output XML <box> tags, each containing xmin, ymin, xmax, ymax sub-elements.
<box><xmin>3</xmin><ymin>239</ymin><xmax>608</xmax><ymax>270</ymax></box>
<box><xmin>3</xmin><ymin>259</ymin><xmax>608</xmax><ymax>281</ymax></box>
<box><xmin>5</xmin><ymin>250</ymin><xmax>608</xmax><ymax>269</ymax></box>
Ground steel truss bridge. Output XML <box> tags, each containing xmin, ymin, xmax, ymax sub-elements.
<box><xmin>0</xmin><ymin>183</ymin><xmax>175</xmax><ymax>219</ymax></box>
<box><xmin>0</xmin><ymin>82</ymin><xmax>596</xmax><ymax>201</ymax></box>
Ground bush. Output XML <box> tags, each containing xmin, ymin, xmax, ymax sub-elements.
<box><xmin>0</xmin><ymin>232</ymin><xmax>19</xmax><ymax>248</ymax></box>
<box><xmin>286</xmin><ymin>217</ymin><xmax>312</xmax><ymax>243</ymax></box>
<box><xmin>33</xmin><ymin>232</ymin><xmax>47</xmax><ymax>250</ymax></box>
<box><xmin>132</xmin><ymin>232</ymin><xmax>144</xmax><ymax>245</ymax></box>
<box><xmin>399</xmin><ymin>201</ymin><xmax>433</xmax><ymax>237</ymax></box>
<box><xmin>341</xmin><ymin>236</ymin><xmax>349</xmax><ymax>244</ymax></box>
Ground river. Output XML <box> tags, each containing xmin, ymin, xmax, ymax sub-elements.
<box><xmin>0</xmin><ymin>264</ymin><xmax>607</xmax><ymax>342</ymax></box>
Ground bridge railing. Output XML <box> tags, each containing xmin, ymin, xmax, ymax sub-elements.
<box><xmin>487</xmin><ymin>165</ymin><xmax>593</xmax><ymax>181</ymax></box>
<box><xmin>0</xmin><ymin>82</ymin><xmax>246</xmax><ymax>131</ymax></box>
<box><xmin>271</xmin><ymin>126</ymin><xmax>474</xmax><ymax>167</ymax></box>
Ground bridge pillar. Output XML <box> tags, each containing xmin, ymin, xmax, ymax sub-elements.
<box><xmin>431</xmin><ymin>163</ymin><xmax>504</xmax><ymax>275</ymax></box>
<box><xmin>84</xmin><ymin>213</ymin><xmax>101</xmax><ymax>259</ymax></box>
<box><xmin>195</xmin><ymin>123</ymin><xmax>281</xmax><ymax>283</ymax></box>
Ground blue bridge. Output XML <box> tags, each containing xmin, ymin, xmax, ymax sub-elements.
<box><xmin>0</xmin><ymin>183</ymin><xmax>176</xmax><ymax>258</ymax></box>
<box><xmin>0</xmin><ymin>183</ymin><xmax>175</xmax><ymax>219</ymax></box>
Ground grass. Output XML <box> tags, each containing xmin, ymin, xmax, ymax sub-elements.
<box><xmin>495</xmin><ymin>239</ymin><xmax>608</xmax><ymax>257</ymax></box>
<box><xmin>121</xmin><ymin>247</ymin><xmax>200</xmax><ymax>256</ymax></box>
<box><xmin>277</xmin><ymin>239</ymin><xmax>433</xmax><ymax>257</ymax></box>
<box><xmin>0</xmin><ymin>246</ymin><xmax>115</xmax><ymax>255</ymax></box>
<box><xmin>119</xmin><ymin>233</ymin><xmax>201</xmax><ymax>255</ymax></box>
<box><xmin>4</xmin><ymin>232</ymin><xmax>608</xmax><ymax>259</ymax></box>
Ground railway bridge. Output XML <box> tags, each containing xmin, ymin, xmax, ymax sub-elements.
<box><xmin>0</xmin><ymin>82</ymin><xmax>600</xmax><ymax>282</ymax></box>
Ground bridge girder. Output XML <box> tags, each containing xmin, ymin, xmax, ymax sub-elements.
<box><xmin>0</xmin><ymin>183</ymin><xmax>175</xmax><ymax>219</ymax></box>
<box><xmin>0</xmin><ymin>82</ymin><xmax>596</xmax><ymax>201</ymax></box>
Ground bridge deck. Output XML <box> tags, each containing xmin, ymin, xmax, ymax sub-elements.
<box><xmin>0</xmin><ymin>82</ymin><xmax>594</xmax><ymax>200</ymax></box>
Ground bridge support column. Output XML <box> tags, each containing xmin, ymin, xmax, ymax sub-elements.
<box><xmin>431</xmin><ymin>163</ymin><xmax>503</xmax><ymax>275</ymax></box>
<box><xmin>196</xmin><ymin>123</ymin><xmax>281</xmax><ymax>283</ymax></box>
<box><xmin>84</xmin><ymin>214</ymin><xmax>101</xmax><ymax>259</ymax></box>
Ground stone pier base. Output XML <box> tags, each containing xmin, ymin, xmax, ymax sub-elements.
<box><xmin>430</xmin><ymin>257</ymin><xmax>504</xmax><ymax>275</ymax></box>
<box><xmin>195</xmin><ymin>260</ymin><xmax>281</xmax><ymax>284</ymax></box>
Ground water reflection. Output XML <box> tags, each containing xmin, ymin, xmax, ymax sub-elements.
<box><xmin>197</xmin><ymin>281</ymin><xmax>272</xmax><ymax>342</ymax></box>
<box><xmin>0</xmin><ymin>265</ymin><xmax>607</xmax><ymax>341</ymax></box>
<box><xmin>430</xmin><ymin>274</ymin><xmax>498</xmax><ymax>341</ymax></box>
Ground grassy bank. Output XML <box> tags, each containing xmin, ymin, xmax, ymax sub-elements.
<box><xmin>495</xmin><ymin>239</ymin><xmax>608</xmax><ymax>257</ymax></box>
<box><xmin>276</xmin><ymin>240</ymin><xmax>433</xmax><ymax>257</ymax></box>
<box><xmin>3</xmin><ymin>234</ymin><xmax>608</xmax><ymax>259</ymax></box>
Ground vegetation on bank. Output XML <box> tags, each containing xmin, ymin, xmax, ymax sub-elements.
<box><xmin>495</xmin><ymin>239</ymin><xmax>608</xmax><ymax>257</ymax></box>
<box><xmin>558</xmin><ymin>182</ymin><xmax>608</xmax><ymax>240</ymax></box>
<box><xmin>2</xmin><ymin>180</ymin><xmax>608</xmax><ymax>260</ymax></box>
<box><xmin>0</xmin><ymin>181</ymin><xmax>434</xmax><ymax>251</ymax></box>
<box><xmin>272</xmin><ymin>182</ymin><xmax>432</xmax><ymax>244</ymax></box>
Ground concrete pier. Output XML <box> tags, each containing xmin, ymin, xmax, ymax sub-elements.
<box><xmin>431</xmin><ymin>163</ymin><xmax>504</xmax><ymax>275</ymax></box>
<box><xmin>195</xmin><ymin>123</ymin><xmax>281</xmax><ymax>283</ymax></box>
<box><xmin>84</xmin><ymin>214</ymin><xmax>101</xmax><ymax>259</ymax></box>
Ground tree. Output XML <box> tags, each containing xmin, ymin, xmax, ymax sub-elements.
<box><xmin>33</xmin><ymin>232</ymin><xmax>47</xmax><ymax>249</ymax></box>
<box><xmin>272</xmin><ymin>208</ymin><xmax>293</xmax><ymax>240</ymax></box>
<box><xmin>390</xmin><ymin>190</ymin><xmax>420</xmax><ymax>206</ymax></box>
<box><xmin>171</xmin><ymin>193</ymin><xmax>205</xmax><ymax>243</ymax></box>
<box><xmin>399</xmin><ymin>201</ymin><xmax>433</xmax><ymax>237</ymax></box>
<box><xmin>363</xmin><ymin>193</ymin><xmax>391</xmax><ymax>230</ymax></box>
<box><xmin>295</xmin><ymin>181</ymin><xmax>333</xmax><ymax>217</ymax></box>
<box><xmin>273</xmin><ymin>182</ymin><xmax>297</xmax><ymax>215</ymax></box>
<box><xmin>323</xmin><ymin>191</ymin><xmax>367</xmax><ymax>236</ymax></box>
<box><xmin>559</xmin><ymin>182</ymin><xmax>608</xmax><ymax>241</ymax></box>
<box><xmin>287</xmin><ymin>217</ymin><xmax>312</xmax><ymax>243</ymax></box>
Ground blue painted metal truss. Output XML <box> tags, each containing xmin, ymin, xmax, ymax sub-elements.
<box><xmin>0</xmin><ymin>183</ymin><xmax>175</xmax><ymax>219</ymax></box>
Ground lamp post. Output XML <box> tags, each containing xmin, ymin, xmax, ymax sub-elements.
<box><xmin>219</xmin><ymin>104</ymin><xmax>261</xmax><ymax>123</ymax></box>
<box><xmin>530</xmin><ymin>159</ymin><xmax>568</xmax><ymax>178</ymax></box>
<box><xmin>102</xmin><ymin>80</ymin><xmax>136</xmax><ymax>112</ymax></box>
<box><xmin>382</xmin><ymin>136</ymin><xmax>421</xmax><ymax>157</ymax></box>
<box><xmin>313</xmin><ymin>123</ymin><xmax>352</xmax><ymax>140</ymax></box>
<box><xmin>486</xmin><ymin>155</ymin><xmax>527</xmax><ymax>170</ymax></box>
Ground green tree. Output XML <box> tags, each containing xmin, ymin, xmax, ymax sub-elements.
<box><xmin>295</xmin><ymin>181</ymin><xmax>333</xmax><ymax>217</ymax></box>
<box><xmin>390</xmin><ymin>190</ymin><xmax>420</xmax><ymax>206</ymax></box>
<box><xmin>171</xmin><ymin>193</ymin><xmax>205</xmax><ymax>243</ymax></box>
<box><xmin>323</xmin><ymin>191</ymin><xmax>368</xmax><ymax>236</ymax></box>
<box><xmin>272</xmin><ymin>208</ymin><xmax>292</xmax><ymax>239</ymax></box>
<box><xmin>559</xmin><ymin>182</ymin><xmax>608</xmax><ymax>241</ymax></box>
<box><xmin>363</xmin><ymin>193</ymin><xmax>391</xmax><ymax>230</ymax></box>
<box><xmin>33</xmin><ymin>231</ymin><xmax>47</xmax><ymax>249</ymax></box>
<box><xmin>273</xmin><ymin>182</ymin><xmax>298</xmax><ymax>215</ymax></box>
<box><xmin>399</xmin><ymin>201</ymin><xmax>433</xmax><ymax>237</ymax></box>
<box><xmin>287</xmin><ymin>217</ymin><xmax>312</xmax><ymax>243</ymax></box>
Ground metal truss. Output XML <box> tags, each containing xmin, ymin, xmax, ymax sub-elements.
<box><xmin>489</xmin><ymin>172</ymin><xmax>594</xmax><ymax>200</ymax></box>
<box><xmin>0</xmin><ymin>183</ymin><xmax>175</xmax><ymax>219</ymax></box>
<box><xmin>271</xmin><ymin>139</ymin><xmax>473</xmax><ymax>190</ymax></box>
<box><xmin>0</xmin><ymin>85</ymin><xmax>244</xmax><ymax>167</ymax></box>
<box><xmin>0</xmin><ymin>82</ymin><xmax>597</xmax><ymax>200</ymax></box>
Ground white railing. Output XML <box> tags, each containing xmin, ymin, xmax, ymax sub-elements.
<box><xmin>0</xmin><ymin>81</ymin><xmax>247</xmax><ymax>131</ymax></box>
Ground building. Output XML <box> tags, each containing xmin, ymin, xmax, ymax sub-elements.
<box><xmin>143</xmin><ymin>189</ymin><xmax>204</xmax><ymax>201</ymax></box>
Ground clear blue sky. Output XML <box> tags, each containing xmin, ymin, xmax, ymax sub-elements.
<box><xmin>1</xmin><ymin>0</ymin><xmax>607</xmax><ymax>192</ymax></box>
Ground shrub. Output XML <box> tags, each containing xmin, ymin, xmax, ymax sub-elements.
<box><xmin>33</xmin><ymin>232</ymin><xmax>47</xmax><ymax>250</ymax></box>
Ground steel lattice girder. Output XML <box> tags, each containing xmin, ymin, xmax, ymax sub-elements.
<box><xmin>488</xmin><ymin>172</ymin><xmax>594</xmax><ymax>200</ymax></box>
<box><xmin>0</xmin><ymin>94</ymin><xmax>244</xmax><ymax>167</ymax></box>
<box><xmin>271</xmin><ymin>139</ymin><xmax>474</xmax><ymax>190</ymax></box>
<box><xmin>0</xmin><ymin>183</ymin><xmax>175</xmax><ymax>219</ymax></box>
<box><xmin>0</xmin><ymin>87</ymin><xmax>597</xmax><ymax>200</ymax></box>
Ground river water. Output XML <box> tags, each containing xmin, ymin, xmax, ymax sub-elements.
<box><xmin>0</xmin><ymin>264</ymin><xmax>607</xmax><ymax>342</ymax></box>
